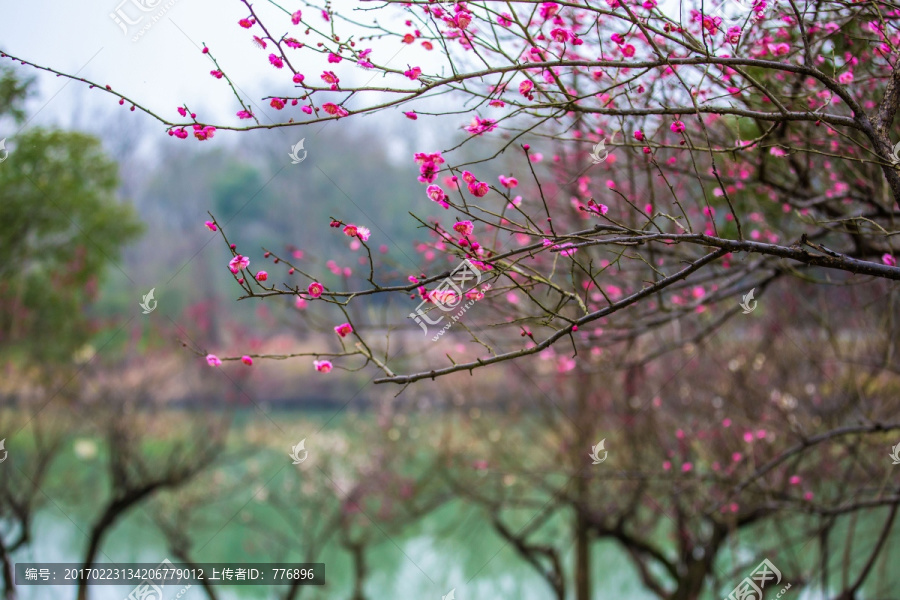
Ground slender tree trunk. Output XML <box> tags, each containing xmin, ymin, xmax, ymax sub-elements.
<box><xmin>574</xmin><ymin>371</ymin><xmax>593</xmax><ymax>600</ymax></box>
<box><xmin>574</xmin><ymin>508</ymin><xmax>591</xmax><ymax>600</ymax></box>
<box><xmin>76</xmin><ymin>486</ymin><xmax>165</xmax><ymax>600</ymax></box>
<box><xmin>349</xmin><ymin>543</ymin><xmax>366</xmax><ymax>600</ymax></box>
<box><xmin>669</xmin><ymin>528</ymin><xmax>726</xmax><ymax>600</ymax></box>
<box><xmin>76</xmin><ymin>506</ymin><xmax>118</xmax><ymax>600</ymax></box>
<box><xmin>0</xmin><ymin>534</ymin><xmax>16</xmax><ymax>600</ymax></box>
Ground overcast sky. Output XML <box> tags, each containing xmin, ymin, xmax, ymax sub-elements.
<box><xmin>0</xmin><ymin>0</ymin><xmax>451</xmax><ymax>161</ymax></box>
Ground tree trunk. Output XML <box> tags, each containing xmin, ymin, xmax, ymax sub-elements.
<box><xmin>349</xmin><ymin>543</ymin><xmax>366</xmax><ymax>600</ymax></box>
<box><xmin>76</xmin><ymin>485</ymin><xmax>165</xmax><ymax>600</ymax></box>
<box><xmin>0</xmin><ymin>535</ymin><xmax>16</xmax><ymax>600</ymax></box>
<box><xmin>574</xmin><ymin>371</ymin><xmax>593</xmax><ymax>600</ymax></box>
<box><xmin>574</xmin><ymin>509</ymin><xmax>591</xmax><ymax>600</ymax></box>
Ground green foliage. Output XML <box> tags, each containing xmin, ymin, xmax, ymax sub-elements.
<box><xmin>0</xmin><ymin>126</ymin><xmax>143</xmax><ymax>362</ymax></box>
<box><xmin>211</xmin><ymin>159</ymin><xmax>270</xmax><ymax>222</ymax></box>
<box><xmin>0</xmin><ymin>66</ymin><xmax>33</xmax><ymax>123</ymax></box>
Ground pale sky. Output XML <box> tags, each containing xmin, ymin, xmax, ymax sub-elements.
<box><xmin>0</xmin><ymin>0</ymin><xmax>448</xmax><ymax>160</ymax></box>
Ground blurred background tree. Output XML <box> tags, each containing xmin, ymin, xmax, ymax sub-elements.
<box><xmin>0</xmin><ymin>66</ymin><xmax>142</xmax><ymax>363</ymax></box>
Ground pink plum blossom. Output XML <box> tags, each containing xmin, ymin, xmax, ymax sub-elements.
<box><xmin>498</xmin><ymin>175</ymin><xmax>518</xmax><ymax>188</ymax></box>
<box><xmin>308</xmin><ymin>282</ymin><xmax>324</xmax><ymax>297</ymax></box>
<box><xmin>454</xmin><ymin>221</ymin><xmax>474</xmax><ymax>236</ymax></box>
<box><xmin>322</xmin><ymin>103</ymin><xmax>349</xmax><ymax>117</ymax></box>
<box><xmin>321</xmin><ymin>71</ymin><xmax>340</xmax><ymax>90</ymax></box>
<box><xmin>465</xmin><ymin>116</ymin><xmax>497</xmax><ymax>135</ymax></box>
<box><xmin>468</xmin><ymin>181</ymin><xmax>489</xmax><ymax>197</ymax></box>
<box><xmin>539</xmin><ymin>2</ymin><xmax>559</xmax><ymax>19</ymax></box>
<box><xmin>229</xmin><ymin>255</ymin><xmax>250</xmax><ymax>274</ymax></box>
<box><xmin>415</xmin><ymin>152</ymin><xmax>445</xmax><ymax>184</ymax></box>
<box><xmin>193</xmin><ymin>126</ymin><xmax>216</xmax><ymax>140</ymax></box>
<box><xmin>427</xmin><ymin>184</ymin><xmax>449</xmax><ymax>209</ymax></box>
